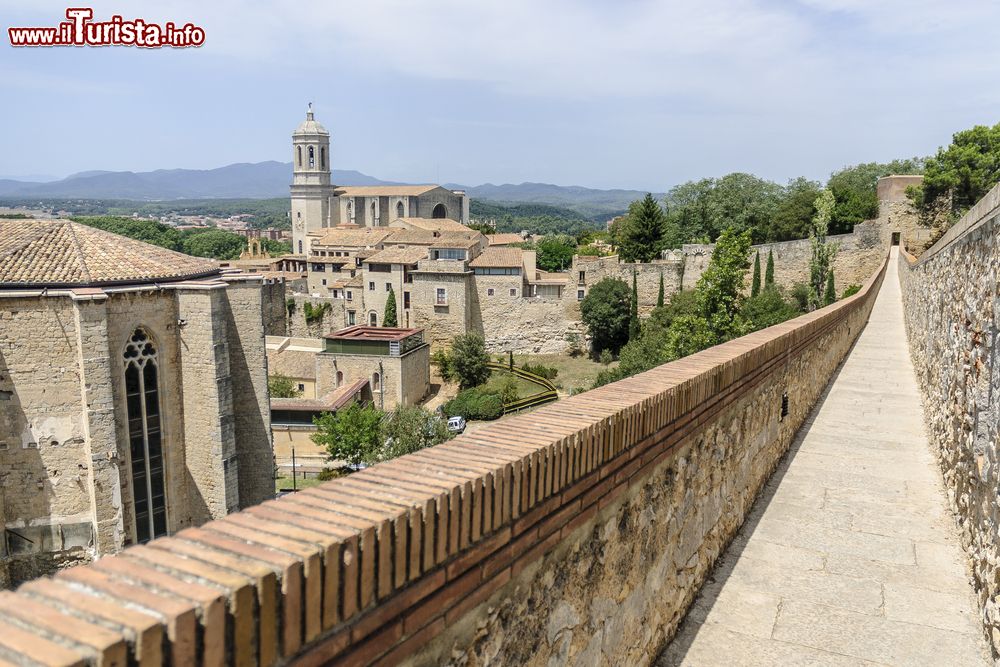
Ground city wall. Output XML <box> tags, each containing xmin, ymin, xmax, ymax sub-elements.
<box><xmin>0</xmin><ymin>251</ymin><xmax>888</xmax><ymax>665</ymax></box>
<box><xmin>898</xmin><ymin>181</ymin><xmax>1000</xmax><ymax>657</ymax></box>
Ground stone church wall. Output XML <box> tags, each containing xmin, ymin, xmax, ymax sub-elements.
<box><xmin>899</xmin><ymin>184</ymin><xmax>1000</xmax><ymax>657</ymax></box>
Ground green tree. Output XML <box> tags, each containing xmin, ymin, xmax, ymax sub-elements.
<box><xmin>663</xmin><ymin>173</ymin><xmax>783</xmax><ymax>245</ymax></box>
<box><xmin>580</xmin><ymin>277</ymin><xmax>631</xmax><ymax>356</ymax></box>
<box><xmin>751</xmin><ymin>252</ymin><xmax>761</xmax><ymax>297</ymax></box>
<box><xmin>534</xmin><ymin>235</ymin><xmax>577</xmax><ymax>271</ymax></box>
<box><xmin>617</xmin><ymin>194</ymin><xmax>666</xmax><ymax>262</ymax></box>
<box><xmin>450</xmin><ymin>333</ymin><xmax>491</xmax><ymax>389</ymax></box>
<box><xmin>696</xmin><ymin>227</ymin><xmax>753</xmax><ymax>341</ymax></box>
<box><xmin>765</xmin><ymin>249</ymin><xmax>775</xmax><ymax>287</ymax></box>
<box><xmin>765</xmin><ymin>177</ymin><xmax>821</xmax><ymax>241</ymax></box>
<box><xmin>312</xmin><ymin>403</ymin><xmax>383</xmax><ymax>469</ymax></box>
<box><xmin>828</xmin><ymin>159</ymin><xmax>924</xmax><ymax>233</ymax></box>
<box><xmin>913</xmin><ymin>123</ymin><xmax>1000</xmax><ymax>218</ymax></box>
<box><xmin>656</xmin><ymin>272</ymin><xmax>665</xmax><ymax>307</ymax></box>
<box><xmin>268</xmin><ymin>374</ymin><xmax>301</xmax><ymax>398</ymax></box>
<box><xmin>383</xmin><ymin>287</ymin><xmax>398</xmax><ymax>327</ymax></box>
<box><xmin>629</xmin><ymin>271</ymin><xmax>640</xmax><ymax>341</ymax></box>
<box><xmin>497</xmin><ymin>376</ymin><xmax>519</xmax><ymax>405</ymax></box>
<box><xmin>824</xmin><ymin>270</ymin><xmax>836</xmax><ymax>306</ymax></box>
<box><xmin>181</xmin><ymin>229</ymin><xmax>246</xmax><ymax>259</ymax></box>
<box><xmin>741</xmin><ymin>286</ymin><xmax>799</xmax><ymax>330</ymax></box>
<box><xmin>374</xmin><ymin>406</ymin><xmax>451</xmax><ymax>462</ymax></box>
<box><xmin>808</xmin><ymin>189</ymin><xmax>838</xmax><ymax>310</ymax></box>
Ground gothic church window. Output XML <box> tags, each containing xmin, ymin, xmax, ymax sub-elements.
<box><xmin>123</xmin><ymin>328</ymin><xmax>167</xmax><ymax>544</ymax></box>
<box><xmin>432</xmin><ymin>203</ymin><xmax>447</xmax><ymax>219</ymax></box>
<box><xmin>396</xmin><ymin>201</ymin><xmax>404</xmax><ymax>219</ymax></box>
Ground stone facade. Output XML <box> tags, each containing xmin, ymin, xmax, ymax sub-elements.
<box><xmin>0</xmin><ymin>277</ymin><xmax>274</xmax><ymax>587</ymax></box>
<box><xmin>314</xmin><ymin>344</ymin><xmax>430</xmax><ymax>411</ymax></box>
<box><xmin>898</xmin><ymin>183</ymin><xmax>1000</xmax><ymax>657</ymax></box>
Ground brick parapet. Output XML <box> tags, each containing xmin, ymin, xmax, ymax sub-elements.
<box><xmin>0</xmin><ymin>255</ymin><xmax>888</xmax><ymax>666</ymax></box>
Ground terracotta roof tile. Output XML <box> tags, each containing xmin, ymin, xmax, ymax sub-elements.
<box><xmin>468</xmin><ymin>247</ymin><xmax>523</xmax><ymax>268</ymax></box>
<box><xmin>364</xmin><ymin>246</ymin><xmax>429</xmax><ymax>265</ymax></box>
<box><xmin>312</xmin><ymin>227</ymin><xmax>395</xmax><ymax>248</ymax></box>
<box><xmin>333</xmin><ymin>185</ymin><xmax>442</xmax><ymax>196</ymax></box>
<box><xmin>486</xmin><ymin>233</ymin><xmax>526</xmax><ymax>246</ymax></box>
<box><xmin>0</xmin><ymin>219</ymin><xmax>219</xmax><ymax>288</ymax></box>
<box><xmin>391</xmin><ymin>217</ymin><xmax>471</xmax><ymax>232</ymax></box>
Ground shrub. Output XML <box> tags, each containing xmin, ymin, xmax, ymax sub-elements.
<box><xmin>450</xmin><ymin>333</ymin><xmax>491</xmax><ymax>389</ymax></box>
<box><xmin>268</xmin><ymin>373</ymin><xmax>301</xmax><ymax>398</ymax></box>
<box><xmin>842</xmin><ymin>284</ymin><xmax>862</xmax><ymax>298</ymax></box>
<box><xmin>520</xmin><ymin>362</ymin><xmax>558</xmax><ymax>380</ymax></box>
<box><xmin>431</xmin><ymin>348</ymin><xmax>454</xmax><ymax>382</ymax></box>
<box><xmin>443</xmin><ymin>388</ymin><xmax>504</xmax><ymax>421</ymax></box>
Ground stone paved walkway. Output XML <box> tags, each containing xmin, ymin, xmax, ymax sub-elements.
<box><xmin>658</xmin><ymin>249</ymin><xmax>993</xmax><ymax>666</ymax></box>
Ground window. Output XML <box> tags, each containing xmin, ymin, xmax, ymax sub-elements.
<box><xmin>321</xmin><ymin>279</ymin><xmax>327</xmax><ymax>286</ymax></box>
<box><xmin>396</xmin><ymin>201</ymin><xmax>404</xmax><ymax>218</ymax></box>
<box><xmin>385</xmin><ymin>282</ymin><xmax>392</xmax><ymax>292</ymax></box>
<box><xmin>297</xmin><ymin>146</ymin><xmax>302</xmax><ymax>167</ymax></box>
<box><xmin>433</xmin><ymin>248</ymin><xmax>466</xmax><ymax>261</ymax></box>
<box><xmin>355</xmin><ymin>258</ymin><xmax>362</xmax><ymax>267</ymax></box>
<box><xmin>474</xmin><ymin>268</ymin><xmax>520</xmax><ymax>276</ymax></box>
<box><xmin>577</xmin><ymin>289</ymin><xmax>585</xmax><ymax>300</ymax></box>
<box><xmin>312</xmin><ymin>263</ymin><xmax>326</xmax><ymax>272</ymax></box>
<box><xmin>123</xmin><ymin>328</ymin><xmax>167</xmax><ymax>544</ymax></box>
<box><xmin>368</xmin><ymin>281</ymin><xmax>375</xmax><ymax>291</ymax></box>
<box><xmin>509</xmin><ymin>288</ymin><xmax>518</xmax><ymax>297</ymax></box>
<box><xmin>369</xmin><ymin>312</ymin><xmax>377</xmax><ymax>326</ymax></box>
<box><xmin>336</xmin><ymin>371</ymin><xmax>344</xmax><ymax>386</ymax></box>
<box><xmin>578</xmin><ymin>270</ymin><xmax>586</xmax><ymax>283</ymax></box>
<box><xmin>371</xmin><ymin>200</ymin><xmax>379</xmax><ymax>226</ymax></box>
<box><xmin>372</xmin><ymin>372</ymin><xmax>381</xmax><ymax>391</ymax></box>
<box><xmin>348</xmin><ymin>311</ymin><xmax>356</xmax><ymax>325</ymax></box>
<box><xmin>297</xmin><ymin>383</ymin><xmax>305</xmax><ymax>392</ymax></box>
<box><xmin>346</xmin><ymin>290</ymin><xmax>353</xmax><ymax>302</ymax></box>
<box><xmin>298</xmin><ymin>240</ymin><xmax>303</xmax><ymax>254</ymax></box>
<box><xmin>436</xmin><ymin>287</ymin><xmax>447</xmax><ymax>305</ymax></box>
<box><xmin>348</xmin><ymin>200</ymin><xmax>355</xmax><ymax>224</ymax></box>
<box><xmin>432</xmin><ymin>203</ymin><xmax>447</xmax><ymax>219</ymax></box>
<box><xmin>487</xmin><ymin>288</ymin><xmax>495</xmax><ymax>296</ymax></box>
<box><xmin>403</xmin><ymin>291</ymin><xmax>410</xmax><ymax>309</ymax></box>
<box><xmin>320</xmin><ymin>146</ymin><xmax>326</xmax><ymax>170</ymax></box>
<box><xmin>308</xmin><ymin>145</ymin><xmax>315</xmax><ymax>168</ymax></box>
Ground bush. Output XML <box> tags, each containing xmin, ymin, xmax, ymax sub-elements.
<box><xmin>431</xmin><ymin>348</ymin><xmax>454</xmax><ymax>382</ymax></box>
<box><xmin>450</xmin><ymin>333</ymin><xmax>491</xmax><ymax>389</ymax></box>
<box><xmin>268</xmin><ymin>374</ymin><xmax>301</xmax><ymax>398</ymax></box>
<box><xmin>316</xmin><ymin>467</ymin><xmax>346</xmax><ymax>481</ymax></box>
<box><xmin>790</xmin><ymin>283</ymin><xmax>811</xmax><ymax>312</ymax></box>
<box><xmin>443</xmin><ymin>388</ymin><xmax>504</xmax><ymax>421</ymax></box>
<box><xmin>842</xmin><ymin>284</ymin><xmax>862</xmax><ymax>298</ymax></box>
<box><xmin>520</xmin><ymin>363</ymin><xmax>558</xmax><ymax>380</ymax></box>
<box><xmin>580</xmin><ymin>277</ymin><xmax>631</xmax><ymax>356</ymax></box>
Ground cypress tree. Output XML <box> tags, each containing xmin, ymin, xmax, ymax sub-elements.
<box><xmin>656</xmin><ymin>272</ymin><xmax>665</xmax><ymax>307</ymax></box>
<box><xmin>824</xmin><ymin>270</ymin><xmax>836</xmax><ymax>306</ymax></box>
<box><xmin>629</xmin><ymin>271</ymin><xmax>640</xmax><ymax>341</ymax></box>
<box><xmin>619</xmin><ymin>193</ymin><xmax>666</xmax><ymax>263</ymax></box>
<box><xmin>765</xmin><ymin>249</ymin><xmax>775</xmax><ymax>287</ymax></box>
<box><xmin>751</xmin><ymin>252</ymin><xmax>761</xmax><ymax>297</ymax></box>
<box><xmin>383</xmin><ymin>287</ymin><xmax>398</xmax><ymax>327</ymax></box>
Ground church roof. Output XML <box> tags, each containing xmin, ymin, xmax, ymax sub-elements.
<box><xmin>487</xmin><ymin>233</ymin><xmax>527</xmax><ymax>246</ymax></box>
<box><xmin>390</xmin><ymin>217</ymin><xmax>471</xmax><ymax>232</ymax></box>
<box><xmin>333</xmin><ymin>185</ymin><xmax>443</xmax><ymax>197</ymax></box>
<box><xmin>293</xmin><ymin>107</ymin><xmax>329</xmax><ymax>136</ymax></box>
<box><xmin>383</xmin><ymin>230</ymin><xmax>482</xmax><ymax>248</ymax></box>
<box><xmin>0</xmin><ymin>219</ymin><xmax>220</xmax><ymax>289</ymax></box>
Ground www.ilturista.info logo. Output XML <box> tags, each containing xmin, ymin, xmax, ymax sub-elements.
<box><xmin>8</xmin><ymin>8</ymin><xmax>205</xmax><ymax>48</ymax></box>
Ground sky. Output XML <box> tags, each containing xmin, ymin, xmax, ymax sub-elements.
<box><xmin>1</xmin><ymin>0</ymin><xmax>999</xmax><ymax>191</ymax></box>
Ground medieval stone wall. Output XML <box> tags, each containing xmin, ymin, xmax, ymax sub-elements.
<box><xmin>898</xmin><ymin>186</ymin><xmax>1000</xmax><ymax>657</ymax></box>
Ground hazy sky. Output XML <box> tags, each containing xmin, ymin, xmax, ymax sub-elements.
<box><xmin>2</xmin><ymin>0</ymin><xmax>999</xmax><ymax>190</ymax></box>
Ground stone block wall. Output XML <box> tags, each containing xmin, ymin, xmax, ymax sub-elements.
<box><xmin>0</xmin><ymin>253</ymin><xmax>888</xmax><ymax>665</ymax></box>
<box><xmin>898</xmin><ymin>183</ymin><xmax>1000</xmax><ymax>657</ymax></box>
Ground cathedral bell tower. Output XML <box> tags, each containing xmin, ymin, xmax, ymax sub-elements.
<box><xmin>290</xmin><ymin>103</ymin><xmax>331</xmax><ymax>254</ymax></box>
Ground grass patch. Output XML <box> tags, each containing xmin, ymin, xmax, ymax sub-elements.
<box><xmin>508</xmin><ymin>353</ymin><xmax>614</xmax><ymax>395</ymax></box>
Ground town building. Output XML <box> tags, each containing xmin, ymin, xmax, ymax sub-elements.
<box><xmin>0</xmin><ymin>220</ymin><xmax>275</xmax><ymax>587</ymax></box>
<box><xmin>290</xmin><ymin>105</ymin><xmax>470</xmax><ymax>255</ymax></box>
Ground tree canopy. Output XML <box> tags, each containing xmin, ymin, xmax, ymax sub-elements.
<box><xmin>449</xmin><ymin>333</ymin><xmax>491</xmax><ymax>389</ymax></box>
<box><xmin>580</xmin><ymin>277</ymin><xmax>631</xmax><ymax>356</ymax></box>
<box><xmin>912</xmin><ymin>123</ymin><xmax>1000</xmax><ymax>218</ymax></box>
<box><xmin>615</xmin><ymin>194</ymin><xmax>667</xmax><ymax>262</ymax></box>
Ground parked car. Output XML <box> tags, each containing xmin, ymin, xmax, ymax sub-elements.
<box><xmin>447</xmin><ymin>416</ymin><xmax>467</xmax><ymax>433</ymax></box>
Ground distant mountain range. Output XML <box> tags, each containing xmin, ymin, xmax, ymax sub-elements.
<box><xmin>0</xmin><ymin>161</ymin><xmax>652</xmax><ymax>218</ymax></box>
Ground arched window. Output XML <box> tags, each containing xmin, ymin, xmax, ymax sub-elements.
<box><xmin>372</xmin><ymin>372</ymin><xmax>381</xmax><ymax>392</ymax></box>
<box><xmin>369</xmin><ymin>312</ymin><xmax>377</xmax><ymax>326</ymax></box>
<box><xmin>308</xmin><ymin>146</ymin><xmax>315</xmax><ymax>168</ymax></box>
<box><xmin>396</xmin><ymin>201</ymin><xmax>404</xmax><ymax>219</ymax></box>
<box><xmin>123</xmin><ymin>328</ymin><xmax>167</xmax><ymax>544</ymax></box>
<box><xmin>371</xmin><ymin>200</ymin><xmax>380</xmax><ymax>226</ymax></box>
<box><xmin>320</xmin><ymin>146</ymin><xmax>326</xmax><ymax>170</ymax></box>
<box><xmin>336</xmin><ymin>370</ymin><xmax>343</xmax><ymax>387</ymax></box>
<box><xmin>297</xmin><ymin>146</ymin><xmax>302</xmax><ymax>167</ymax></box>
<box><xmin>432</xmin><ymin>203</ymin><xmax>447</xmax><ymax>219</ymax></box>
<box><xmin>348</xmin><ymin>200</ymin><xmax>355</xmax><ymax>224</ymax></box>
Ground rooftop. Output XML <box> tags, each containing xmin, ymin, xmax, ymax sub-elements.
<box><xmin>325</xmin><ymin>325</ymin><xmax>424</xmax><ymax>342</ymax></box>
<box><xmin>383</xmin><ymin>229</ymin><xmax>482</xmax><ymax>248</ymax></box>
<box><xmin>333</xmin><ymin>185</ymin><xmax>443</xmax><ymax>197</ymax></box>
<box><xmin>312</xmin><ymin>226</ymin><xmax>396</xmax><ymax>248</ymax></box>
<box><xmin>390</xmin><ymin>217</ymin><xmax>472</xmax><ymax>232</ymax></box>
<box><xmin>486</xmin><ymin>233</ymin><xmax>527</xmax><ymax>246</ymax></box>
<box><xmin>0</xmin><ymin>219</ymin><xmax>220</xmax><ymax>288</ymax></box>
<box><xmin>364</xmin><ymin>246</ymin><xmax>429</xmax><ymax>265</ymax></box>
<box><xmin>469</xmin><ymin>247</ymin><xmax>524</xmax><ymax>268</ymax></box>
<box><xmin>270</xmin><ymin>378</ymin><xmax>368</xmax><ymax>412</ymax></box>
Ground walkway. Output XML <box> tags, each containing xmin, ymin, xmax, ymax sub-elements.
<box><xmin>658</xmin><ymin>249</ymin><xmax>992</xmax><ymax>666</ymax></box>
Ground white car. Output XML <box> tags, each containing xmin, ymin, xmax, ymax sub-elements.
<box><xmin>447</xmin><ymin>416</ymin><xmax>467</xmax><ymax>433</ymax></box>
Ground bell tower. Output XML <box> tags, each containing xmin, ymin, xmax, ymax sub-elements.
<box><xmin>290</xmin><ymin>103</ymin><xmax>331</xmax><ymax>254</ymax></box>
